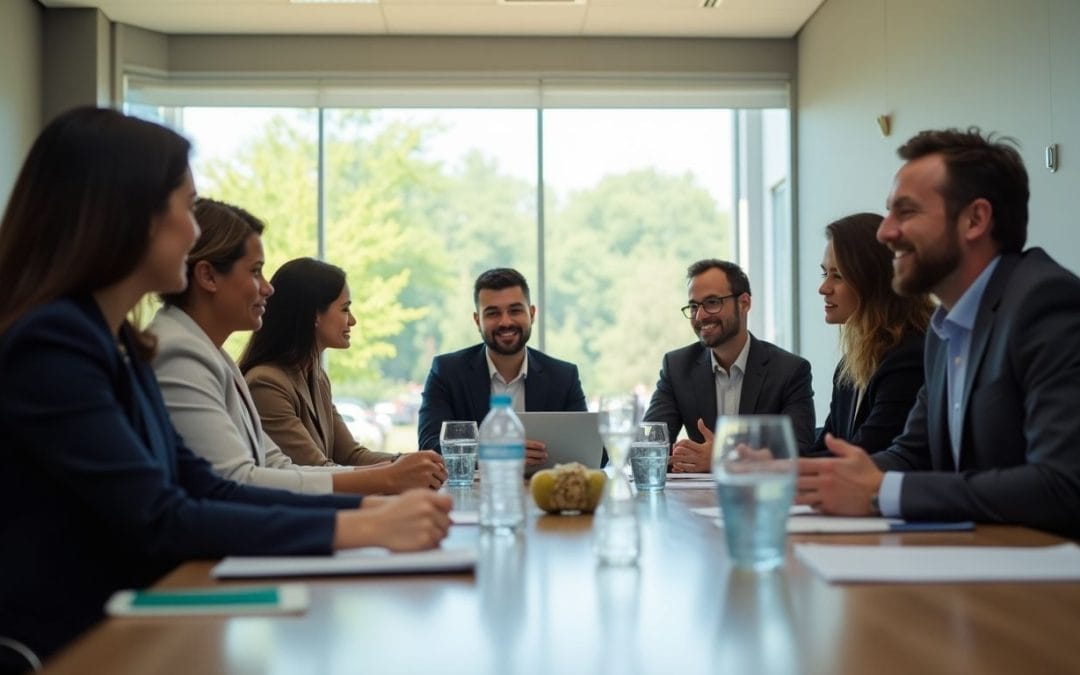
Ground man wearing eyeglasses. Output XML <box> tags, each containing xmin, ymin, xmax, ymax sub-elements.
<box><xmin>645</xmin><ymin>259</ymin><xmax>815</xmax><ymax>472</ymax></box>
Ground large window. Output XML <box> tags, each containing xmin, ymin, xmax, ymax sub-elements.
<box><xmin>127</xmin><ymin>78</ymin><xmax>790</xmax><ymax>453</ymax></box>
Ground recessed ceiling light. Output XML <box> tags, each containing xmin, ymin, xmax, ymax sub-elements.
<box><xmin>290</xmin><ymin>0</ymin><xmax>378</xmax><ymax>5</ymax></box>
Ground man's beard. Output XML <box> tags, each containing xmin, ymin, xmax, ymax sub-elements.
<box><xmin>695</xmin><ymin>312</ymin><xmax>741</xmax><ymax>349</ymax></box>
<box><xmin>891</xmin><ymin>224</ymin><xmax>961</xmax><ymax>296</ymax></box>
<box><xmin>483</xmin><ymin>325</ymin><xmax>531</xmax><ymax>355</ymax></box>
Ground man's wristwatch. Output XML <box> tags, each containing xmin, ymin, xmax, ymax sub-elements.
<box><xmin>870</xmin><ymin>492</ymin><xmax>882</xmax><ymax>516</ymax></box>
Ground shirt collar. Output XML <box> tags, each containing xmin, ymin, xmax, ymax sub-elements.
<box><xmin>931</xmin><ymin>255</ymin><xmax>1001</xmax><ymax>339</ymax></box>
<box><xmin>485</xmin><ymin>347</ymin><xmax>528</xmax><ymax>384</ymax></box>
<box><xmin>710</xmin><ymin>334</ymin><xmax>751</xmax><ymax>377</ymax></box>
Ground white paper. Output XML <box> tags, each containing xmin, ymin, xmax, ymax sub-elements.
<box><xmin>450</xmin><ymin>510</ymin><xmax>479</xmax><ymax>525</ymax></box>
<box><xmin>694</xmin><ymin>506</ymin><xmax>894</xmax><ymax>532</ymax></box>
<box><xmin>691</xmin><ymin>505</ymin><xmax>816</xmax><ymax>520</ymax></box>
<box><xmin>795</xmin><ymin>542</ymin><xmax>1080</xmax><ymax>583</ymax></box>
<box><xmin>212</xmin><ymin>547</ymin><xmax>477</xmax><ymax>579</ymax></box>
<box><xmin>662</xmin><ymin>481</ymin><xmax>715</xmax><ymax>490</ymax></box>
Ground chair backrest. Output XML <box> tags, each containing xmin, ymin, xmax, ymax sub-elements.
<box><xmin>0</xmin><ymin>636</ymin><xmax>42</xmax><ymax>673</ymax></box>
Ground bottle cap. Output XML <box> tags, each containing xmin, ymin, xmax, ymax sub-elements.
<box><xmin>490</xmin><ymin>393</ymin><xmax>512</xmax><ymax>406</ymax></box>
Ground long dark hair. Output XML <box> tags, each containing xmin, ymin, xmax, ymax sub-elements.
<box><xmin>239</xmin><ymin>257</ymin><xmax>346</xmax><ymax>373</ymax></box>
<box><xmin>0</xmin><ymin>106</ymin><xmax>191</xmax><ymax>356</ymax></box>
<box><xmin>827</xmin><ymin>212</ymin><xmax>934</xmax><ymax>389</ymax></box>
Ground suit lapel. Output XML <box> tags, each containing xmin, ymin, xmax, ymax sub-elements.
<box><xmin>692</xmin><ymin>347</ymin><xmax>718</xmax><ymax>427</ymax></box>
<box><xmin>469</xmin><ymin>346</ymin><xmax>493</xmax><ymax>419</ymax></box>
<box><xmin>925</xmin><ymin>336</ymin><xmax>954</xmax><ymax>471</ymax></box>
<box><xmin>738</xmin><ymin>336</ymin><xmax>765</xmax><ymax>415</ymax></box>
<box><xmin>957</xmin><ymin>256</ymin><xmax>1013</xmax><ymax>469</ymax></box>
<box><xmin>524</xmin><ymin>348</ymin><xmax>545</xmax><ymax>409</ymax></box>
<box><xmin>292</xmin><ymin>368</ymin><xmax>324</xmax><ymax>444</ymax></box>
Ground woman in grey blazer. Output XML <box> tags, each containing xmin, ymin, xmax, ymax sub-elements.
<box><xmin>151</xmin><ymin>199</ymin><xmax>445</xmax><ymax>494</ymax></box>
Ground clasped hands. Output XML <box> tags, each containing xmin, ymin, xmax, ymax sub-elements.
<box><xmin>795</xmin><ymin>433</ymin><xmax>884</xmax><ymax>516</ymax></box>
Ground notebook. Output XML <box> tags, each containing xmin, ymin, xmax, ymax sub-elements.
<box><xmin>517</xmin><ymin>411</ymin><xmax>605</xmax><ymax>475</ymax></box>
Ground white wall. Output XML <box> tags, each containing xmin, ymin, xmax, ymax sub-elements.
<box><xmin>796</xmin><ymin>0</ymin><xmax>1080</xmax><ymax>420</ymax></box>
<box><xmin>0</xmin><ymin>0</ymin><xmax>42</xmax><ymax>210</ymax></box>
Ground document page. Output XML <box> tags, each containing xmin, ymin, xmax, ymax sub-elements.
<box><xmin>795</xmin><ymin>542</ymin><xmax>1080</xmax><ymax>582</ymax></box>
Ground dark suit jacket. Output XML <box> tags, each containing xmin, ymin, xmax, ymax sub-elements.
<box><xmin>417</xmin><ymin>344</ymin><xmax>587</xmax><ymax>451</ymax></box>
<box><xmin>872</xmin><ymin>249</ymin><xmax>1080</xmax><ymax>537</ymax></box>
<box><xmin>0</xmin><ymin>297</ymin><xmax>359</xmax><ymax>661</ymax></box>
<box><xmin>644</xmin><ymin>334</ymin><xmax>815</xmax><ymax>451</ymax></box>
<box><xmin>807</xmin><ymin>331</ymin><xmax>925</xmax><ymax>456</ymax></box>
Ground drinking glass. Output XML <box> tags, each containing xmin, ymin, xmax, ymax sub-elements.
<box><xmin>440</xmin><ymin>420</ymin><xmax>479</xmax><ymax>488</ymax></box>
<box><xmin>630</xmin><ymin>422</ymin><xmax>670</xmax><ymax>492</ymax></box>
<box><xmin>711</xmin><ymin>415</ymin><xmax>797</xmax><ymax>571</ymax></box>
<box><xmin>594</xmin><ymin>395</ymin><xmax>642</xmax><ymax>566</ymax></box>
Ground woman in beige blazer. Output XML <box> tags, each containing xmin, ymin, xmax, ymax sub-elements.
<box><xmin>240</xmin><ymin>257</ymin><xmax>445</xmax><ymax>483</ymax></box>
<box><xmin>153</xmin><ymin>199</ymin><xmax>445</xmax><ymax>494</ymax></box>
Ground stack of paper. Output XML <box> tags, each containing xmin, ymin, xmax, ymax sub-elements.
<box><xmin>795</xmin><ymin>542</ymin><xmax>1080</xmax><ymax>582</ymax></box>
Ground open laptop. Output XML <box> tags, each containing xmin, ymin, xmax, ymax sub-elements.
<box><xmin>517</xmin><ymin>411</ymin><xmax>605</xmax><ymax>476</ymax></box>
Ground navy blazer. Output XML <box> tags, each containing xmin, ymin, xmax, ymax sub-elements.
<box><xmin>0</xmin><ymin>297</ymin><xmax>359</xmax><ymax>661</ymax></box>
<box><xmin>873</xmin><ymin>249</ymin><xmax>1080</xmax><ymax>537</ymax></box>
<box><xmin>644</xmin><ymin>334</ymin><xmax>816</xmax><ymax>451</ymax></box>
<box><xmin>417</xmin><ymin>344</ymin><xmax>587</xmax><ymax>451</ymax></box>
<box><xmin>806</xmin><ymin>331</ymin><xmax>925</xmax><ymax>457</ymax></box>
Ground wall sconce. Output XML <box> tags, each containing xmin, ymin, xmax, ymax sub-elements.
<box><xmin>876</xmin><ymin>114</ymin><xmax>892</xmax><ymax>137</ymax></box>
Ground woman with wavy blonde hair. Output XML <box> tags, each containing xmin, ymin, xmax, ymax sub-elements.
<box><xmin>808</xmin><ymin>212</ymin><xmax>934</xmax><ymax>456</ymax></box>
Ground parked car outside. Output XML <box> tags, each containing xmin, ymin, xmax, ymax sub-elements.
<box><xmin>335</xmin><ymin>399</ymin><xmax>388</xmax><ymax>453</ymax></box>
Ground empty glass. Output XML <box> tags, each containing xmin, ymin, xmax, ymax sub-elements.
<box><xmin>594</xmin><ymin>395</ymin><xmax>642</xmax><ymax>566</ymax></box>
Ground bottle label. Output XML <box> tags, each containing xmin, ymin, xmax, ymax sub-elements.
<box><xmin>479</xmin><ymin>443</ymin><xmax>524</xmax><ymax>461</ymax></box>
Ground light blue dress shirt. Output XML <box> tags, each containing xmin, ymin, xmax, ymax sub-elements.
<box><xmin>878</xmin><ymin>256</ymin><xmax>1001</xmax><ymax>517</ymax></box>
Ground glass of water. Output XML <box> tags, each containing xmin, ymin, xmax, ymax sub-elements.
<box><xmin>630</xmin><ymin>422</ymin><xmax>669</xmax><ymax>492</ymax></box>
<box><xmin>712</xmin><ymin>415</ymin><xmax>797</xmax><ymax>571</ymax></box>
<box><xmin>440</xmin><ymin>420</ymin><xmax>479</xmax><ymax>488</ymax></box>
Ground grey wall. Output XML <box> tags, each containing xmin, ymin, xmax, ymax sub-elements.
<box><xmin>796</xmin><ymin>0</ymin><xmax>1080</xmax><ymax>421</ymax></box>
<box><xmin>165</xmin><ymin>35</ymin><xmax>794</xmax><ymax>78</ymax></box>
<box><xmin>42</xmin><ymin>7</ymin><xmax>112</xmax><ymax>124</ymax></box>
<box><xmin>0</xmin><ymin>0</ymin><xmax>42</xmax><ymax>210</ymax></box>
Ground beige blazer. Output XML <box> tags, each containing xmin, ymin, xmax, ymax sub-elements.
<box><xmin>245</xmin><ymin>363</ymin><xmax>395</xmax><ymax>467</ymax></box>
<box><xmin>149</xmin><ymin>305</ymin><xmax>342</xmax><ymax>494</ymax></box>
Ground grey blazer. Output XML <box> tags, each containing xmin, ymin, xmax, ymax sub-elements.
<box><xmin>873</xmin><ymin>248</ymin><xmax>1080</xmax><ymax>537</ymax></box>
<box><xmin>644</xmin><ymin>334</ymin><xmax>815</xmax><ymax>451</ymax></box>
<box><xmin>150</xmin><ymin>306</ymin><xmax>341</xmax><ymax>494</ymax></box>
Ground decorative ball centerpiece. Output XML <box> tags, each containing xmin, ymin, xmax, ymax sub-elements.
<box><xmin>530</xmin><ymin>462</ymin><xmax>606</xmax><ymax>514</ymax></box>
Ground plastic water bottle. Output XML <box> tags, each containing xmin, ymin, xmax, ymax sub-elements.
<box><xmin>478</xmin><ymin>394</ymin><xmax>526</xmax><ymax>533</ymax></box>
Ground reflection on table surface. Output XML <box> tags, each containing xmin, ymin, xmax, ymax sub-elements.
<box><xmin>41</xmin><ymin>484</ymin><xmax>1080</xmax><ymax>675</ymax></box>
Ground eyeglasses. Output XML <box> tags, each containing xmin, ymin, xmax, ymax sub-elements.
<box><xmin>681</xmin><ymin>294</ymin><xmax>739</xmax><ymax>319</ymax></box>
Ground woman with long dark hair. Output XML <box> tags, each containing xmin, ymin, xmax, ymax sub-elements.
<box><xmin>808</xmin><ymin>212</ymin><xmax>934</xmax><ymax>456</ymax></box>
<box><xmin>239</xmin><ymin>258</ymin><xmax>444</xmax><ymax>475</ymax></box>
<box><xmin>0</xmin><ymin>108</ymin><xmax>450</xmax><ymax>667</ymax></box>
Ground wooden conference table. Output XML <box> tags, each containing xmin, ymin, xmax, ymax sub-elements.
<box><xmin>41</xmin><ymin>482</ymin><xmax>1080</xmax><ymax>675</ymax></box>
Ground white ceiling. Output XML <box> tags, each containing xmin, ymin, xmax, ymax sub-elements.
<box><xmin>37</xmin><ymin>0</ymin><xmax>825</xmax><ymax>38</ymax></box>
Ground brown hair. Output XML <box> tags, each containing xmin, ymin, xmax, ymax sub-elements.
<box><xmin>827</xmin><ymin>213</ymin><xmax>933</xmax><ymax>390</ymax></box>
<box><xmin>898</xmin><ymin>127</ymin><xmax>1028</xmax><ymax>253</ymax></box>
<box><xmin>160</xmin><ymin>198</ymin><xmax>265</xmax><ymax>308</ymax></box>
<box><xmin>0</xmin><ymin>107</ymin><xmax>191</xmax><ymax>359</ymax></box>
